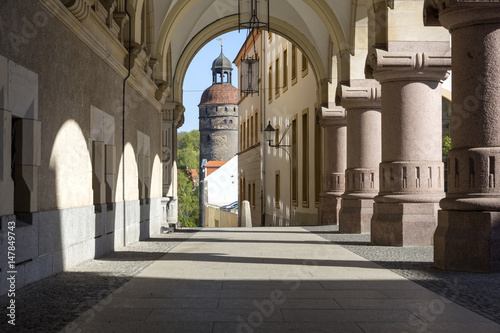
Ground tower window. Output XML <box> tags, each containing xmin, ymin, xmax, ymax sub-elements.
<box><xmin>207</xmin><ymin>135</ymin><xmax>211</xmax><ymax>142</ymax></box>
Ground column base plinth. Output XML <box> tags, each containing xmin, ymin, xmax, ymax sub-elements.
<box><xmin>319</xmin><ymin>192</ymin><xmax>342</xmax><ymax>225</ymax></box>
<box><xmin>339</xmin><ymin>198</ymin><xmax>374</xmax><ymax>233</ymax></box>
<box><xmin>434</xmin><ymin>210</ymin><xmax>500</xmax><ymax>273</ymax></box>
<box><xmin>371</xmin><ymin>202</ymin><xmax>439</xmax><ymax>246</ymax></box>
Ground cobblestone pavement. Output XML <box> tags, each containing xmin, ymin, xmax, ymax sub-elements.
<box><xmin>0</xmin><ymin>228</ymin><xmax>200</xmax><ymax>333</ymax></box>
<box><xmin>303</xmin><ymin>225</ymin><xmax>500</xmax><ymax>325</ymax></box>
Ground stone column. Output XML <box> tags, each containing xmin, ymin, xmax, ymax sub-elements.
<box><xmin>366</xmin><ymin>43</ymin><xmax>451</xmax><ymax>246</ymax></box>
<box><xmin>318</xmin><ymin>106</ymin><xmax>347</xmax><ymax>225</ymax></box>
<box><xmin>424</xmin><ymin>1</ymin><xmax>500</xmax><ymax>272</ymax></box>
<box><xmin>339</xmin><ymin>80</ymin><xmax>382</xmax><ymax>233</ymax></box>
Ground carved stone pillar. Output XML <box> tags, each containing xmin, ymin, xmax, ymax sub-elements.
<box><xmin>425</xmin><ymin>1</ymin><xmax>500</xmax><ymax>272</ymax></box>
<box><xmin>318</xmin><ymin>106</ymin><xmax>347</xmax><ymax>225</ymax></box>
<box><xmin>161</xmin><ymin>108</ymin><xmax>174</xmax><ymax>226</ymax></box>
<box><xmin>339</xmin><ymin>80</ymin><xmax>381</xmax><ymax>233</ymax></box>
<box><xmin>366</xmin><ymin>43</ymin><xmax>451</xmax><ymax>246</ymax></box>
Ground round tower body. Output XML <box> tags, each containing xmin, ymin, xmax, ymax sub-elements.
<box><xmin>199</xmin><ymin>47</ymin><xmax>239</xmax><ymax>165</ymax></box>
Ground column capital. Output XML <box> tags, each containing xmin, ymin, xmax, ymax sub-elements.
<box><xmin>424</xmin><ymin>0</ymin><xmax>500</xmax><ymax>30</ymax></box>
<box><xmin>339</xmin><ymin>79</ymin><xmax>381</xmax><ymax>110</ymax></box>
<box><xmin>317</xmin><ymin>106</ymin><xmax>346</xmax><ymax>128</ymax></box>
<box><xmin>365</xmin><ymin>43</ymin><xmax>451</xmax><ymax>83</ymax></box>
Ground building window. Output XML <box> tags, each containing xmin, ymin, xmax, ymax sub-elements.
<box><xmin>246</xmin><ymin>119</ymin><xmax>250</xmax><ymax>148</ymax></box>
<box><xmin>275</xmin><ymin>56</ymin><xmax>280</xmax><ymax>98</ymax></box>
<box><xmin>291</xmin><ymin>115</ymin><xmax>298</xmax><ymax>205</ymax></box>
<box><xmin>240</xmin><ymin>70</ymin><xmax>244</xmax><ymax>97</ymax></box>
<box><xmin>223</xmin><ymin>119</ymin><xmax>227</xmax><ymax>125</ymax></box>
<box><xmin>240</xmin><ymin>177</ymin><xmax>244</xmax><ymax>201</ymax></box>
<box><xmin>268</xmin><ymin>64</ymin><xmax>273</xmax><ymax>103</ymax></box>
<box><xmin>250</xmin><ymin>115</ymin><xmax>254</xmax><ymax>146</ymax></box>
<box><xmin>243</xmin><ymin>177</ymin><xmax>246</xmax><ymax>200</ymax></box>
<box><xmin>283</xmin><ymin>48</ymin><xmax>288</xmax><ymax>93</ymax></box>
<box><xmin>230</xmin><ymin>120</ymin><xmax>233</xmax><ymax>124</ymax></box>
<box><xmin>314</xmin><ymin>117</ymin><xmax>322</xmax><ymax>206</ymax></box>
<box><xmin>302</xmin><ymin>110</ymin><xmax>309</xmax><ymax>207</ymax></box>
<box><xmin>240</xmin><ymin>123</ymin><xmax>243</xmax><ymax>150</ymax></box>
<box><xmin>207</xmin><ymin>135</ymin><xmax>211</xmax><ymax>142</ymax></box>
<box><xmin>275</xmin><ymin>170</ymin><xmax>280</xmax><ymax>208</ymax></box>
<box><xmin>291</xmin><ymin>45</ymin><xmax>297</xmax><ymax>85</ymax></box>
<box><xmin>248</xmin><ymin>183</ymin><xmax>252</xmax><ymax>206</ymax></box>
<box><xmin>302</xmin><ymin>53</ymin><xmax>308</xmax><ymax>77</ymax></box>
<box><xmin>275</xmin><ymin>124</ymin><xmax>280</xmax><ymax>147</ymax></box>
<box><xmin>254</xmin><ymin>110</ymin><xmax>259</xmax><ymax>143</ymax></box>
<box><xmin>252</xmin><ymin>182</ymin><xmax>256</xmax><ymax>208</ymax></box>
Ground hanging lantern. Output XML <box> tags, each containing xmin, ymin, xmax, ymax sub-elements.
<box><xmin>241</xmin><ymin>57</ymin><xmax>259</xmax><ymax>95</ymax></box>
<box><xmin>238</xmin><ymin>0</ymin><xmax>269</xmax><ymax>31</ymax></box>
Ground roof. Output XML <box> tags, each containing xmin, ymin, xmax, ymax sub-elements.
<box><xmin>186</xmin><ymin>169</ymin><xmax>199</xmax><ymax>180</ymax></box>
<box><xmin>204</xmin><ymin>161</ymin><xmax>227</xmax><ymax>168</ymax></box>
<box><xmin>199</xmin><ymin>84</ymin><xmax>238</xmax><ymax>105</ymax></box>
<box><xmin>212</xmin><ymin>48</ymin><xmax>233</xmax><ymax>71</ymax></box>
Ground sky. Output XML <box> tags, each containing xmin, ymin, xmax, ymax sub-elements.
<box><xmin>181</xmin><ymin>31</ymin><xmax>248</xmax><ymax>133</ymax></box>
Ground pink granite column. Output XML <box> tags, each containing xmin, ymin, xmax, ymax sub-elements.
<box><xmin>366</xmin><ymin>43</ymin><xmax>451</xmax><ymax>246</ymax></box>
<box><xmin>318</xmin><ymin>107</ymin><xmax>347</xmax><ymax>225</ymax></box>
<box><xmin>424</xmin><ymin>1</ymin><xmax>500</xmax><ymax>272</ymax></box>
<box><xmin>339</xmin><ymin>80</ymin><xmax>382</xmax><ymax>233</ymax></box>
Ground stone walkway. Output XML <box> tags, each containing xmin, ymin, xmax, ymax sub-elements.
<box><xmin>305</xmin><ymin>225</ymin><xmax>500</xmax><ymax>326</ymax></box>
<box><xmin>60</xmin><ymin>228</ymin><xmax>499</xmax><ymax>333</ymax></box>
<box><xmin>0</xmin><ymin>229</ymin><xmax>199</xmax><ymax>332</ymax></box>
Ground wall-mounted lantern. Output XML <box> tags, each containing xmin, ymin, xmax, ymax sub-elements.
<box><xmin>240</xmin><ymin>57</ymin><xmax>259</xmax><ymax>95</ymax></box>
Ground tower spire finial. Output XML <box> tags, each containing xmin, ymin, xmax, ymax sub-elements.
<box><xmin>216</xmin><ymin>37</ymin><xmax>223</xmax><ymax>52</ymax></box>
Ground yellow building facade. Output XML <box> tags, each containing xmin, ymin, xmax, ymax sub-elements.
<box><xmin>235</xmin><ymin>30</ymin><xmax>321</xmax><ymax>226</ymax></box>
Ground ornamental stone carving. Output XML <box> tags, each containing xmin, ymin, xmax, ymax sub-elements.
<box><xmin>61</xmin><ymin>0</ymin><xmax>93</xmax><ymax>21</ymax></box>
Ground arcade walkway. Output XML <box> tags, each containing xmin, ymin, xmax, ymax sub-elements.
<box><xmin>63</xmin><ymin>228</ymin><xmax>499</xmax><ymax>333</ymax></box>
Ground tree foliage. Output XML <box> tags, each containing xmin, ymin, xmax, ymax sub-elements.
<box><xmin>177</xmin><ymin>130</ymin><xmax>200</xmax><ymax>227</ymax></box>
<box><xmin>443</xmin><ymin>134</ymin><xmax>451</xmax><ymax>158</ymax></box>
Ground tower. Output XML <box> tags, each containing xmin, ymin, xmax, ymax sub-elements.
<box><xmin>198</xmin><ymin>45</ymin><xmax>239</xmax><ymax>165</ymax></box>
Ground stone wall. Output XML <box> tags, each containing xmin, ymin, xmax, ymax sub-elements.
<box><xmin>0</xmin><ymin>0</ymin><xmax>163</xmax><ymax>295</ymax></box>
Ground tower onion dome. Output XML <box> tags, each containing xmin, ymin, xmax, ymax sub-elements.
<box><xmin>199</xmin><ymin>44</ymin><xmax>238</xmax><ymax>105</ymax></box>
<box><xmin>212</xmin><ymin>48</ymin><xmax>233</xmax><ymax>72</ymax></box>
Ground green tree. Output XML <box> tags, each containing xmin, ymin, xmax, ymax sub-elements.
<box><xmin>443</xmin><ymin>134</ymin><xmax>451</xmax><ymax>158</ymax></box>
<box><xmin>177</xmin><ymin>130</ymin><xmax>200</xmax><ymax>227</ymax></box>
